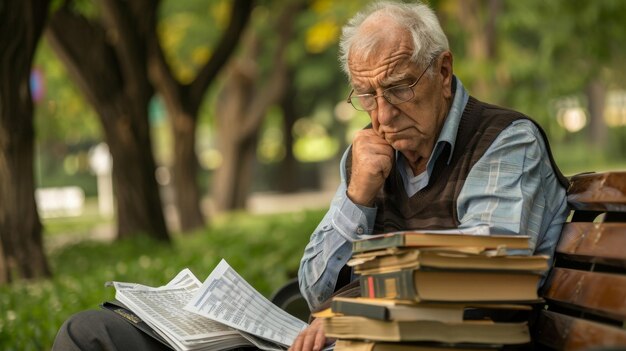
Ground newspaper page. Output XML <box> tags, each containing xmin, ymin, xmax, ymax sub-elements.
<box><xmin>113</xmin><ymin>268</ymin><xmax>251</xmax><ymax>351</ymax></box>
<box><xmin>184</xmin><ymin>259</ymin><xmax>308</xmax><ymax>347</ymax></box>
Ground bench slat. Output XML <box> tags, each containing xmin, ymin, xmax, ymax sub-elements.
<box><xmin>535</xmin><ymin>170</ymin><xmax>626</xmax><ymax>350</ymax></box>
<box><xmin>556</xmin><ymin>222</ymin><xmax>626</xmax><ymax>267</ymax></box>
<box><xmin>535</xmin><ymin>310</ymin><xmax>626</xmax><ymax>350</ymax></box>
<box><xmin>543</xmin><ymin>267</ymin><xmax>626</xmax><ymax>321</ymax></box>
<box><xmin>567</xmin><ymin>171</ymin><xmax>626</xmax><ymax>212</ymax></box>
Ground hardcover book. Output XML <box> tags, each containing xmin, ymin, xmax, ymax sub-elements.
<box><xmin>334</xmin><ymin>339</ymin><xmax>504</xmax><ymax>351</ymax></box>
<box><xmin>323</xmin><ymin>315</ymin><xmax>530</xmax><ymax>344</ymax></box>
<box><xmin>329</xmin><ymin>296</ymin><xmax>532</xmax><ymax>322</ymax></box>
<box><xmin>349</xmin><ymin>248</ymin><xmax>549</xmax><ymax>275</ymax></box>
<box><xmin>359</xmin><ymin>268</ymin><xmax>542</xmax><ymax>303</ymax></box>
<box><xmin>330</xmin><ymin>297</ymin><xmax>465</xmax><ymax>322</ymax></box>
<box><xmin>352</xmin><ymin>231</ymin><xmax>530</xmax><ymax>254</ymax></box>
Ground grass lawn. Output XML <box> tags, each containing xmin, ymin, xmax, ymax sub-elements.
<box><xmin>0</xmin><ymin>209</ymin><xmax>326</xmax><ymax>351</ymax></box>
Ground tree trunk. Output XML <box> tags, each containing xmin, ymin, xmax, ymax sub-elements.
<box><xmin>213</xmin><ymin>63</ymin><xmax>257</xmax><ymax>210</ymax></box>
<box><xmin>99</xmin><ymin>101</ymin><xmax>170</xmax><ymax>240</ymax></box>
<box><xmin>170</xmin><ymin>107</ymin><xmax>205</xmax><ymax>230</ymax></box>
<box><xmin>212</xmin><ymin>2</ymin><xmax>304</xmax><ymax>211</ymax></box>
<box><xmin>277</xmin><ymin>68</ymin><xmax>299</xmax><ymax>193</ymax></box>
<box><xmin>456</xmin><ymin>0</ymin><xmax>501</xmax><ymax>100</ymax></box>
<box><xmin>145</xmin><ymin>0</ymin><xmax>253</xmax><ymax>231</ymax></box>
<box><xmin>0</xmin><ymin>0</ymin><xmax>52</xmax><ymax>284</ymax></box>
<box><xmin>214</xmin><ymin>132</ymin><xmax>258</xmax><ymax>210</ymax></box>
<box><xmin>586</xmin><ymin>78</ymin><xmax>607</xmax><ymax>148</ymax></box>
<box><xmin>47</xmin><ymin>4</ymin><xmax>169</xmax><ymax>241</ymax></box>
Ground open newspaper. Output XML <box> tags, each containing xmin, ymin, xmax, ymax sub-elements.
<box><xmin>109</xmin><ymin>259</ymin><xmax>308</xmax><ymax>351</ymax></box>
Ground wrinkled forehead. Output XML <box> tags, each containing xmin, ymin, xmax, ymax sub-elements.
<box><xmin>347</xmin><ymin>14</ymin><xmax>416</xmax><ymax>88</ymax></box>
<box><xmin>348</xmin><ymin>39</ymin><xmax>416</xmax><ymax>89</ymax></box>
<box><xmin>348</xmin><ymin>55</ymin><xmax>415</xmax><ymax>90</ymax></box>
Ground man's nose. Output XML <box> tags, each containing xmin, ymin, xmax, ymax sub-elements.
<box><xmin>374</xmin><ymin>96</ymin><xmax>397</xmax><ymax>126</ymax></box>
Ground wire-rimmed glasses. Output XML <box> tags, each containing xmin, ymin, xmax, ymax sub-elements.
<box><xmin>347</xmin><ymin>59</ymin><xmax>435</xmax><ymax>112</ymax></box>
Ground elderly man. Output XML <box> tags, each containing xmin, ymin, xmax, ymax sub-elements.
<box><xmin>291</xmin><ymin>1</ymin><xmax>569</xmax><ymax>350</ymax></box>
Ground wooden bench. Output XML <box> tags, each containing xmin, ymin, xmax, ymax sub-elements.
<box><xmin>534</xmin><ymin>171</ymin><xmax>626</xmax><ymax>350</ymax></box>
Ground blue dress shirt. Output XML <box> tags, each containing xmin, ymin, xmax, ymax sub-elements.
<box><xmin>298</xmin><ymin>77</ymin><xmax>569</xmax><ymax>310</ymax></box>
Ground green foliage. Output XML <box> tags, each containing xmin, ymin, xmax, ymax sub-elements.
<box><xmin>34</xmin><ymin>41</ymin><xmax>101</xmax><ymax>145</ymax></box>
<box><xmin>33</xmin><ymin>40</ymin><xmax>103</xmax><ymax>195</ymax></box>
<box><xmin>257</xmin><ymin>107</ymin><xmax>286</xmax><ymax>164</ymax></box>
<box><xmin>0</xmin><ymin>209</ymin><xmax>325</xmax><ymax>351</ymax></box>
<box><xmin>158</xmin><ymin>0</ymin><xmax>228</xmax><ymax>83</ymax></box>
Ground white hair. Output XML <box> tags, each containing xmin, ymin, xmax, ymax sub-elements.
<box><xmin>339</xmin><ymin>1</ymin><xmax>449</xmax><ymax>80</ymax></box>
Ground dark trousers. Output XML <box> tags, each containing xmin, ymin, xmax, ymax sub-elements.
<box><xmin>52</xmin><ymin>309</ymin><xmax>172</xmax><ymax>351</ymax></box>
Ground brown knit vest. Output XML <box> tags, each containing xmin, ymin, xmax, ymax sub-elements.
<box><xmin>346</xmin><ymin>96</ymin><xmax>569</xmax><ymax>234</ymax></box>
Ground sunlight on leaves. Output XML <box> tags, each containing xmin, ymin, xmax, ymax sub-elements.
<box><xmin>294</xmin><ymin>136</ymin><xmax>339</xmax><ymax>162</ymax></box>
<box><xmin>312</xmin><ymin>0</ymin><xmax>334</xmax><ymax>13</ymax></box>
<box><xmin>306</xmin><ymin>20</ymin><xmax>339</xmax><ymax>54</ymax></box>
<box><xmin>258</xmin><ymin>127</ymin><xmax>286</xmax><ymax>164</ymax></box>
<box><xmin>192</xmin><ymin>46</ymin><xmax>212</xmax><ymax>66</ymax></box>
<box><xmin>210</xmin><ymin>0</ymin><xmax>231</xmax><ymax>31</ymax></box>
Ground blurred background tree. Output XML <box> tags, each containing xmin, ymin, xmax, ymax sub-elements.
<box><xmin>211</xmin><ymin>0</ymin><xmax>305</xmax><ymax>211</ymax></box>
<box><xmin>146</xmin><ymin>0</ymin><xmax>252</xmax><ymax>231</ymax></box>
<box><xmin>0</xmin><ymin>0</ymin><xmax>51</xmax><ymax>284</ymax></box>
<box><xmin>44</xmin><ymin>0</ymin><xmax>252</xmax><ymax>239</ymax></box>
<box><xmin>46</xmin><ymin>0</ymin><xmax>171</xmax><ymax>241</ymax></box>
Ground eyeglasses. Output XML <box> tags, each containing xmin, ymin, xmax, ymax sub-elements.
<box><xmin>347</xmin><ymin>58</ymin><xmax>434</xmax><ymax>112</ymax></box>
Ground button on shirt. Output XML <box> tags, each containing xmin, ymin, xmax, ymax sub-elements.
<box><xmin>298</xmin><ymin>76</ymin><xmax>569</xmax><ymax>310</ymax></box>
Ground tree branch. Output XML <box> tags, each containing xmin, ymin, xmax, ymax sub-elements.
<box><xmin>187</xmin><ymin>0</ymin><xmax>254</xmax><ymax>113</ymax></box>
<box><xmin>240</xmin><ymin>1</ymin><xmax>305</xmax><ymax>138</ymax></box>
<box><xmin>144</xmin><ymin>1</ymin><xmax>185</xmax><ymax>114</ymax></box>
<box><xmin>99</xmin><ymin>0</ymin><xmax>155</xmax><ymax>101</ymax></box>
<box><xmin>46</xmin><ymin>5</ymin><xmax>123</xmax><ymax>111</ymax></box>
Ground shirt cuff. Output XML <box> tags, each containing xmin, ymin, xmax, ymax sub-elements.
<box><xmin>331</xmin><ymin>191</ymin><xmax>377</xmax><ymax>241</ymax></box>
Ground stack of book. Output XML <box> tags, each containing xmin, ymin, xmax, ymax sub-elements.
<box><xmin>321</xmin><ymin>231</ymin><xmax>548</xmax><ymax>351</ymax></box>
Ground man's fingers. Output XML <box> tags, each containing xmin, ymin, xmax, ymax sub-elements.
<box><xmin>353</xmin><ymin>129</ymin><xmax>389</xmax><ymax>147</ymax></box>
<box><xmin>304</xmin><ymin>319</ymin><xmax>325</xmax><ymax>351</ymax></box>
<box><xmin>302</xmin><ymin>327</ymin><xmax>317</xmax><ymax>351</ymax></box>
<box><xmin>348</xmin><ymin>128</ymin><xmax>396</xmax><ymax>206</ymax></box>
<box><xmin>313</xmin><ymin>324</ymin><xmax>327</xmax><ymax>351</ymax></box>
<box><xmin>289</xmin><ymin>319</ymin><xmax>326</xmax><ymax>351</ymax></box>
<box><xmin>351</xmin><ymin>133</ymin><xmax>395</xmax><ymax>180</ymax></box>
<box><xmin>353</xmin><ymin>130</ymin><xmax>394</xmax><ymax>159</ymax></box>
<box><xmin>290</xmin><ymin>333</ymin><xmax>303</xmax><ymax>351</ymax></box>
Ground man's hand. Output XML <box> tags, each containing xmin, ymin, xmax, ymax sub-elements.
<box><xmin>347</xmin><ymin>129</ymin><xmax>395</xmax><ymax>206</ymax></box>
<box><xmin>289</xmin><ymin>318</ymin><xmax>331</xmax><ymax>351</ymax></box>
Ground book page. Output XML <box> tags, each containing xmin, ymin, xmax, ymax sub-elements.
<box><xmin>184</xmin><ymin>259</ymin><xmax>308</xmax><ymax>347</ymax></box>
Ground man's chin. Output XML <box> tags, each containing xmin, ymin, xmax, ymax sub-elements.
<box><xmin>388</xmin><ymin>139</ymin><xmax>414</xmax><ymax>153</ymax></box>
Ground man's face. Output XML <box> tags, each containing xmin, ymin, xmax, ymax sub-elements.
<box><xmin>347</xmin><ymin>31</ymin><xmax>453</xmax><ymax>164</ymax></box>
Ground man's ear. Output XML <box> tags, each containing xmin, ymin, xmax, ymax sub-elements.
<box><xmin>439</xmin><ymin>51</ymin><xmax>454</xmax><ymax>98</ymax></box>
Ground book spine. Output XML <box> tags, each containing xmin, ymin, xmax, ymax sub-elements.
<box><xmin>331</xmin><ymin>300</ymin><xmax>389</xmax><ymax>320</ymax></box>
<box><xmin>353</xmin><ymin>235</ymin><xmax>404</xmax><ymax>253</ymax></box>
<box><xmin>359</xmin><ymin>269</ymin><xmax>417</xmax><ymax>301</ymax></box>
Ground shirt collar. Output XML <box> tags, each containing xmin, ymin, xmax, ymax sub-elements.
<box><xmin>430</xmin><ymin>75</ymin><xmax>470</xmax><ymax>166</ymax></box>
